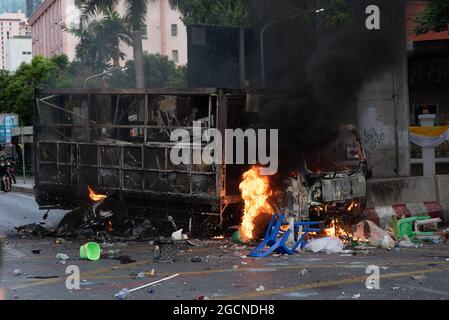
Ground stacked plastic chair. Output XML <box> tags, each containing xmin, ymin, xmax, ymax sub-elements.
<box><xmin>249</xmin><ymin>212</ymin><xmax>323</xmax><ymax>258</ymax></box>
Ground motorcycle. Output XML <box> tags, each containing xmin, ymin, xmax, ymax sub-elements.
<box><xmin>1</xmin><ymin>175</ymin><xmax>11</xmax><ymax>193</ymax></box>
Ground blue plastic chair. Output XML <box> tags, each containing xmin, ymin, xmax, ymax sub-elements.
<box><xmin>249</xmin><ymin>212</ymin><xmax>322</xmax><ymax>258</ymax></box>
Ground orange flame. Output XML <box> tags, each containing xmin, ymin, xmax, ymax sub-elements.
<box><xmin>239</xmin><ymin>167</ymin><xmax>273</xmax><ymax>241</ymax></box>
<box><xmin>324</xmin><ymin>219</ymin><xmax>348</xmax><ymax>238</ymax></box>
<box><xmin>88</xmin><ymin>186</ymin><xmax>107</xmax><ymax>202</ymax></box>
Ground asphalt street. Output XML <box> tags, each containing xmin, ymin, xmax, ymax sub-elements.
<box><xmin>1</xmin><ymin>191</ymin><xmax>449</xmax><ymax>300</ymax></box>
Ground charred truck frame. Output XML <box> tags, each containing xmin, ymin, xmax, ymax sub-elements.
<box><xmin>34</xmin><ymin>88</ymin><xmax>248</xmax><ymax>232</ymax></box>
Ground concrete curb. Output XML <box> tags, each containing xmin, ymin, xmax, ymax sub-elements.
<box><xmin>11</xmin><ymin>185</ymin><xmax>34</xmax><ymax>195</ymax></box>
<box><xmin>365</xmin><ymin>202</ymin><xmax>444</xmax><ymax>229</ymax></box>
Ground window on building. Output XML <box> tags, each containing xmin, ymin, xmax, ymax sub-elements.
<box><xmin>172</xmin><ymin>50</ymin><xmax>179</xmax><ymax>63</ymax></box>
<box><xmin>141</xmin><ymin>27</ymin><xmax>148</xmax><ymax>39</ymax></box>
<box><xmin>171</xmin><ymin>24</ymin><xmax>178</xmax><ymax>37</ymax></box>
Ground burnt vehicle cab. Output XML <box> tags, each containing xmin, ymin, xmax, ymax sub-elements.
<box><xmin>282</xmin><ymin>125</ymin><xmax>369</xmax><ymax>224</ymax></box>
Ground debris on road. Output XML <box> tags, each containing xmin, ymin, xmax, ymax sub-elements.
<box><xmin>353</xmin><ymin>220</ymin><xmax>395</xmax><ymax>249</ymax></box>
<box><xmin>116</xmin><ymin>255</ymin><xmax>136</xmax><ymax>264</ymax></box>
<box><xmin>56</xmin><ymin>253</ymin><xmax>69</xmax><ymax>261</ymax></box>
<box><xmin>14</xmin><ymin>269</ymin><xmax>22</xmax><ymax>276</ymax></box>
<box><xmin>352</xmin><ymin>293</ymin><xmax>361</xmax><ymax>299</ymax></box>
<box><xmin>256</xmin><ymin>285</ymin><xmax>265</xmax><ymax>292</ymax></box>
<box><xmin>298</xmin><ymin>269</ymin><xmax>308</xmax><ymax>276</ymax></box>
<box><xmin>234</xmin><ymin>252</ymin><xmax>247</xmax><ymax>259</ymax></box>
<box><xmin>116</xmin><ymin>288</ymin><xmax>129</xmax><ymax>300</ymax></box>
<box><xmin>26</xmin><ymin>275</ymin><xmax>60</xmax><ymax>279</ymax></box>
<box><xmin>31</xmin><ymin>249</ymin><xmax>41</xmax><ymax>255</ymax></box>
<box><xmin>79</xmin><ymin>242</ymin><xmax>101</xmax><ymax>261</ymax></box>
<box><xmin>114</xmin><ymin>273</ymin><xmax>180</xmax><ymax>299</ymax></box>
<box><xmin>190</xmin><ymin>256</ymin><xmax>202</xmax><ymax>263</ymax></box>
<box><xmin>154</xmin><ymin>239</ymin><xmax>177</xmax><ymax>263</ymax></box>
<box><xmin>412</xmin><ymin>275</ymin><xmax>427</xmax><ymax>282</ymax></box>
<box><xmin>15</xmin><ymin>223</ymin><xmax>50</xmax><ymax>237</ymax></box>
<box><xmin>304</xmin><ymin>237</ymin><xmax>344</xmax><ymax>254</ymax></box>
<box><xmin>399</xmin><ymin>236</ymin><xmax>416</xmax><ymax>248</ymax></box>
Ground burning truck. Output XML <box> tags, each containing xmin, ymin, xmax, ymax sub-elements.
<box><xmin>237</xmin><ymin>125</ymin><xmax>370</xmax><ymax>243</ymax></box>
<box><xmin>34</xmin><ymin>88</ymin><xmax>369</xmax><ymax>239</ymax></box>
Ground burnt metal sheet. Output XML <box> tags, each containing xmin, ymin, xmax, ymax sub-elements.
<box><xmin>322</xmin><ymin>174</ymin><xmax>366</xmax><ymax>202</ymax></box>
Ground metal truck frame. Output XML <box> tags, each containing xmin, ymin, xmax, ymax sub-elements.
<box><xmin>34</xmin><ymin>88</ymin><xmax>248</xmax><ymax>230</ymax></box>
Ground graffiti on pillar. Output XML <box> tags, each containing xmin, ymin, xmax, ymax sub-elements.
<box><xmin>362</xmin><ymin>128</ymin><xmax>385</xmax><ymax>150</ymax></box>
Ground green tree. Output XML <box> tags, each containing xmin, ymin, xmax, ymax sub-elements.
<box><xmin>414</xmin><ymin>0</ymin><xmax>449</xmax><ymax>35</ymax></box>
<box><xmin>109</xmin><ymin>53</ymin><xmax>186</xmax><ymax>88</ymax></box>
<box><xmin>66</xmin><ymin>9</ymin><xmax>132</xmax><ymax>71</ymax></box>
<box><xmin>168</xmin><ymin>0</ymin><xmax>249</xmax><ymax>27</ymax></box>
<box><xmin>81</xmin><ymin>0</ymin><xmax>151</xmax><ymax>88</ymax></box>
<box><xmin>0</xmin><ymin>56</ymin><xmax>58</xmax><ymax>124</ymax></box>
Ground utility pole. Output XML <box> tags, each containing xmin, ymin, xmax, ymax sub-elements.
<box><xmin>21</xmin><ymin>127</ymin><xmax>25</xmax><ymax>184</ymax></box>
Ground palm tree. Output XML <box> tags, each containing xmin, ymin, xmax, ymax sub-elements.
<box><xmin>80</xmin><ymin>0</ymin><xmax>149</xmax><ymax>88</ymax></box>
<box><xmin>65</xmin><ymin>9</ymin><xmax>132</xmax><ymax>71</ymax></box>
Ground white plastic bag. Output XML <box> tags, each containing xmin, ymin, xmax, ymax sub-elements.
<box><xmin>353</xmin><ymin>220</ymin><xmax>395</xmax><ymax>249</ymax></box>
<box><xmin>303</xmin><ymin>237</ymin><xmax>344</xmax><ymax>254</ymax></box>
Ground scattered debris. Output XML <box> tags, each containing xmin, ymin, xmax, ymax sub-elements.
<box><xmin>149</xmin><ymin>268</ymin><xmax>155</xmax><ymax>277</ymax></box>
<box><xmin>114</xmin><ymin>273</ymin><xmax>179</xmax><ymax>299</ymax></box>
<box><xmin>136</xmin><ymin>272</ymin><xmax>145</xmax><ymax>279</ymax></box>
<box><xmin>31</xmin><ymin>249</ymin><xmax>41</xmax><ymax>255</ymax></box>
<box><xmin>398</xmin><ymin>236</ymin><xmax>416</xmax><ymax>248</ymax></box>
<box><xmin>198</xmin><ymin>295</ymin><xmax>209</xmax><ymax>300</ymax></box>
<box><xmin>172</xmin><ymin>229</ymin><xmax>187</xmax><ymax>241</ymax></box>
<box><xmin>56</xmin><ymin>253</ymin><xmax>69</xmax><ymax>261</ymax></box>
<box><xmin>303</xmin><ymin>237</ymin><xmax>344</xmax><ymax>254</ymax></box>
<box><xmin>26</xmin><ymin>275</ymin><xmax>60</xmax><ymax>279</ymax></box>
<box><xmin>298</xmin><ymin>269</ymin><xmax>308</xmax><ymax>276</ymax></box>
<box><xmin>116</xmin><ymin>255</ymin><xmax>136</xmax><ymax>264</ymax></box>
<box><xmin>256</xmin><ymin>285</ymin><xmax>265</xmax><ymax>292</ymax></box>
<box><xmin>191</xmin><ymin>256</ymin><xmax>202</xmax><ymax>263</ymax></box>
<box><xmin>15</xmin><ymin>224</ymin><xmax>50</xmax><ymax>237</ymax></box>
<box><xmin>116</xmin><ymin>288</ymin><xmax>129</xmax><ymax>300</ymax></box>
<box><xmin>353</xmin><ymin>220</ymin><xmax>395</xmax><ymax>250</ymax></box>
<box><xmin>234</xmin><ymin>252</ymin><xmax>247</xmax><ymax>259</ymax></box>
<box><xmin>14</xmin><ymin>269</ymin><xmax>22</xmax><ymax>276</ymax></box>
<box><xmin>167</xmin><ymin>216</ymin><xmax>178</xmax><ymax>231</ymax></box>
<box><xmin>411</xmin><ymin>275</ymin><xmax>427</xmax><ymax>282</ymax></box>
<box><xmin>108</xmin><ymin>249</ymin><xmax>120</xmax><ymax>259</ymax></box>
<box><xmin>80</xmin><ymin>242</ymin><xmax>101</xmax><ymax>261</ymax></box>
<box><xmin>154</xmin><ymin>239</ymin><xmax>177</xmax><ymax>263</ymax></box>
<box><xmin>352</xmin><ymin>293</ymin><xmax>361</xmax><ymax>299</ymax></box>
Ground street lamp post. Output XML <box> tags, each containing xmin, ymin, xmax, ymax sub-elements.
<box><xmin>83</xmin><ymin>67</ymin><xmax>128</xmax><ymax>88</ymax></box>
<box><xmin>260</xmin><ymin>8</ymin><xmax>326</xmax><ymax>88</ymax></box>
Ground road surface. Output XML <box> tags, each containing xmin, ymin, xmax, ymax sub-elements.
<box><xmin>1</xmin><ymin>191</ymin><xmax>449</xmax><ymax>300</ymax></box>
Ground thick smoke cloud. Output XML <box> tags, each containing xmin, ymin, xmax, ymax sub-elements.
<box><xmin>251</xmin><ymin>0</ymin><xmax>406</xmax><ymax>171</ymax></box>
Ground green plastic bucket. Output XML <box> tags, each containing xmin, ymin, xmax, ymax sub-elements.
<box><xmin>80</xmin><ymin>242</ymin><xmax>101</xmax><ymax>261</ymax></box>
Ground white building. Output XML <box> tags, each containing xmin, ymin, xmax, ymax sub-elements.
<box><xmin>5</xmin><ymin>35</ymin><xmax>32</xmax><ymax>71</ymax></box>
<box><xmin>0</xmin><ymin>11</ymin><xmax>30</xmax><ymax>69</ymax></box>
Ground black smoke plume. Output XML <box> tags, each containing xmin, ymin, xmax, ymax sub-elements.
<box><xmin>250</xmin><ymin>0</ymin><xmax>406</xmax><ymax>172</ymax></box>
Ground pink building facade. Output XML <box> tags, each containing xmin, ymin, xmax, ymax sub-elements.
<box><xmin>28</xmin><ymin>0</ymin><xmax>187</xmax><ymax>65</ymax></box>
<box><xmin>0</xmin><ymin>11</ymin><xmax>31</xmax><ymax>69</ymax></box>
<box><xmin>28</xmin><ymin>0</ymin><xmax>78</xmax><ymax>61</ymax></box>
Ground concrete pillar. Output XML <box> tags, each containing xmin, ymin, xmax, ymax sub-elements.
<box><xmin>356</xmin><ymin>0</ymin><xmax>410</xmax><ymax>178</ymax></box>
<box><xmin>419</xmin><ymin>114</ymin><xmax>436</xmax><ymax>176</ymax></box>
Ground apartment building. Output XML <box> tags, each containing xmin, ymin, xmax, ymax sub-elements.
<box><xmin>0</xmin><ymin>11</ymin><xmax>30</xmax><ymax>69</ymax></box>
<box><xmin>28</xmin><ymin>0</ymin><xmax>187</xmax><ymax>65</ymax></box>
